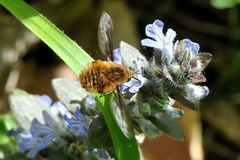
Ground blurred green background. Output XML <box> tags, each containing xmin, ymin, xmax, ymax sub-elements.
<box><xmin>0</xmin><ymin>0</ymin><xmax>240</xmax><ymax>159</ymax></box>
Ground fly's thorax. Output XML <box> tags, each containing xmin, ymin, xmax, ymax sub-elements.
<box><xmin>79</xmin><ymin>60</ymin><xmax>134</xmax><ymax>93</ymax></box>
<box><xmin>106</xmin><ymin>63</ymin><xmax>133</xmax><ymax>83</ymax></box>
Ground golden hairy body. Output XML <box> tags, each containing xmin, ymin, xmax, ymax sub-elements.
<box><xmin>80</xmin><ymin>60</ymin><xmax>134</xmax><ymax>93</ymax></box>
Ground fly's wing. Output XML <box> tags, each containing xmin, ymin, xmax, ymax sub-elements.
<box><xmin>112</xmin><ymin>43</ymin><xmax>138</xmax><ymax>137</ymax></box>
<box><xmin>112</xmin><ymin>88</ymin><xmax>134</xmax><ymax>138</ymax></box>
<box><xmin>98</xmin><ymin>12</ymin><xmax>114</xmax><ymax>61</ymax></box>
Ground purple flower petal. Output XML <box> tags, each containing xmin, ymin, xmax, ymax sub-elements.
<box><xmin>97</xmin><ymin>149</ymin><xmax>110</xmax><ymax>159</ymax></box>
<box><xmin>43</xmin><ymin>111</ymin><xmax>56</xmax><ymax>127</ymax></box>
<box><xmin>183</xmin><ymin>39</ymin><xmax>200</xmax><ymax>56</ymax></box>
<box><xmin>51</xmin><ymin>101</ymin><xmax>71</xmax><ymax>117</ymax></box>
<box><xmin>165</xmin><ymin>104</ymin><xmax>184</xmax><ymax>118</ymax></box>
<box><xmin>121</xmin><ymin>78</ymin><xmax>143</xmax><ymax>94</ymax></box>
<box><xmin>141</xmin><ymin>19</ymin><xmax>176</xmax><ymax>63</ymax></box>
<box><xmin>30</xmin><ymin>119</ymin><xmax>54</xmax><ymax>137</ymax></box>
<box><xmin>38</xmin><ymin>95</ymin><xmax>52</xmax><ymax>107</ymax></box>
<box><xmin>166</xmin><ymin>29</ymin><xmax>177</xmax><ymax>42</ymax></box>
<box><xmin>26</xmin><ymin>148</ymin><xmax>39</xmax><ymax>159</ymax></box>
<box><xmin>85</xmin><ymin>95</ymin><xmax>96</xmax><ymax>106</ymax></box>
<box><xmin>145</xmin><ymin>20</ymin><xmax>164</xmax><ymax>41</ymax></box>
<box><xmin>141</xmin><ymin>38</ymin><xmax>160</xmax><ymax>49</ymax></box>
<box><xmin>113</xmin><ymin>48</ymin><xmax>122</xmax><ymax>64</ymax></box>
<box><xmin>18</xmin><ymin>133</ymin><xmax>50</xmax><ymax>159</ymax></box>
<box><xmin>184</xmin><ymin>84</ymin><xmax>209</xmax><ymax>101</ymax></box>
<box><xmin>64</xmin><ymin>108</ymin><xmax>90</xmax><ymax>136</ymax></box>
<box><xmin>29</xmin><ymin>111</ymin><xmax>60</xmax><ymax>142</ymax></box>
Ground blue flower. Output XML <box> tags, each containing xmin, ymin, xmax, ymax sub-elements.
<box><xmin>15</xmin><ymin>111</ymin><xmax>62</xmax><ymax>159</ymax></box>
<box><xmin>17</xmin><ymin>133</ymin><xmax>49</xmax><ymax>158</ymax></box>
<box><xmin>141</xmin><ymin>19</ymin><xmax>176</xmax><ymax>63</ymax></box>
<box><xmin>184</xmin><ymin>84</ymin><xmax>209</xmax><ymax>102</ymax></box>
<box><xmin>97</xmin><ymin>149</ymin><xmax>110</xmax><ymax>160</ymax></box>
<box><xmin>123</xmin><ymin>60</ymin><xmax>148</xmax><ymax>94</ymax></box>
<box><xmin>38</xmin><ymin>95</ymin><xmax>52</xmax><ymax>107</ymax></box>
<box><xmin>51</xmin><ymin>101</ymin><xmax>71</xmax><ymax>117</ymax></box>
<box><xmin>121</xmin><ymin>78</ymin><xmax>142</xmax><ymax>94</ymax></box>
<box><xmin>113</xmin><ymin>48</ymin><xmax>122</xmax><ymax>64</ymax></box>
<box><xmin>30</xmin><ymin>111</ymin><xmax>61</xmax><ymax>139</ymax></box>
<box><xmin>113</xmin><ymin>48</ymin><xmax>147</xmax><ymax>94</ymax></box>
<box><xmin>120</xmin><ymin>72</ymin><xmax>147</xmax><ymax>94</ymax></box>
<box><xmin>164</xmin><ymin>102</ymin><xmax>184</xmax><ymax>118</ymax></box>
<box><xmin>87</xmin><ymin>148</ymin><xmax>110</xmax><ymax>160</ymax></box>
<box><xmin>182</xmin><ymin>39</ymin><xmax>200</xmax><ymax>57</ymax></box>
<box><xmin>85</xmin><ymin>94</ymin><xmax>96</xmax><ymax>107</ymax></box>
<box><xmin>38</xmin><ymin>95</ymin><xmax>70</xmax><ymax>117</ymax></box>
<box><xmin>64</xmin><ymin>108</ymin><xmax>91</xmax><ymax>136</ymax></box>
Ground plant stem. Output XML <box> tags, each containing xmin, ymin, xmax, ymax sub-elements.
<box><xmin>95</xmin><ymin>93</ymin><xmax>140</xmax><ymax>160</ymax></box>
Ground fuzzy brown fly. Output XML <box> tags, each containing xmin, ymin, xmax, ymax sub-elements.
<box><xmin>79</xmin><ymin>12</ymin><xmax>133</xmax><ymax>137</ymax></box>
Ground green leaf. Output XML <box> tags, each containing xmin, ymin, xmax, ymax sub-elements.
<box><xmin>0</xmin><ymin>114</ymin><xmax>18</xmax><ymax>135</ymax></box>
<box><xmin>139</xmin><ymin>103</ymin><xmax>151</xmax><ymax>115</ymax></box>
<box><xmin>0</xmin><ymin>115</ymin><xmax>19</xmax><ymax>158</ymax></box>
<box><xmin>150</xmin><ymin>113</ymin><xmax>184</xmax><ymax>141</ymax></box>
<box><xmin>0</xmin><ymin>0</ymin><xmax>93</xmax><ymax>75</ymax></box>
<box><xmin>135</xmin><ymin>118</ymin><xmax>160</xmax><ymax>138</ymax></box>
<box><xmin>51</xmin><ymin>78</ymin><xmax>88</xmax><ymax>112</ymax></box>
<box><xmin>88</xmin><ymin>115</ymin><xmax>112</xmax><ymax>148</ymax></box>
<box><xmin>0</xmin><ymin>133</ymin><xmax>9</xmax><ymax>145</ymax></box>
<box><xmin>210</xmin><ymin>0</ymin><xmax>239</xmax><ymax>9</ymax></box>
<box><xmin>127</xmin><ymin>101</ymin><xmax>141</xmax><ymax>118</ymax></box>
<box><xmin>4</xmin><ymin>153</ymin><xmax>28</xmax><ymax>160</ymax></box>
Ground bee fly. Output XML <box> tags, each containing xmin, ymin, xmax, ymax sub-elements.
<box><xmin>80</xmin><ymin>12</ymin><xmax>134</xmax><ymax>137</ymax></box>
<box><xmin>80</xmin><ymin>60</ymin><xmax>134</xmax><ymax>93</ymax></box>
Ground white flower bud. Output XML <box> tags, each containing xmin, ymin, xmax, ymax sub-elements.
<box><xmin>184</xmin><ymin>84</ymin><xmax>209</xmax><ymax>101</ymax></box>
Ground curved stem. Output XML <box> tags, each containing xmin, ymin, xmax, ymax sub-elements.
<box><xmin>94</xmin><ymin>93</ymin><xmax>140</xmax><ymax>160</ymax></box>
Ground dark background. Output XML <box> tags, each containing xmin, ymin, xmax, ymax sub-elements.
<box><xmin>0</xmin><ymin>0</ymin><xmax>240</xmax><ymax>159</ymax></box>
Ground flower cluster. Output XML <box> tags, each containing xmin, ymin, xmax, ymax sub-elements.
<box><xmin>141</xmin><ymin>20</ymin><xmax>211</xmax><ymax>106</ymax></box>
<box><xmin>112</xmin><ymin>19</ymin><xmax>211</xmax><ymax>138</ymax></box>
<box><xmin>119</xmin><ymin>19</ymin><xmax>211</xmax><ymax>109</ymax></box>
<box><xmin>11</xmin><ymin>95</ymin><xmax>110</xmax><ymax>159</ymax></box>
